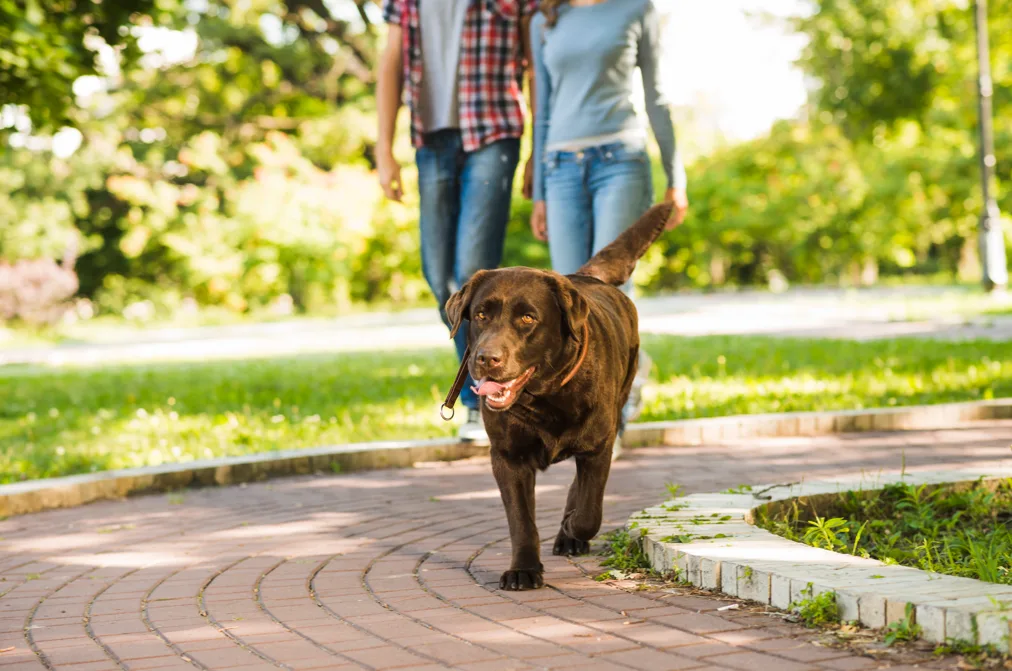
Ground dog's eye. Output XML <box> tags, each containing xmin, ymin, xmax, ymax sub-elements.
<box><xmin>475</xmin><ymin>311</ymin><xmax>486</xmax><ymax>321</ymax></box>
<box><xmin>521</xmin><ymin>314</ymin><xmax>536</xmax><ymax>325</ymax></box>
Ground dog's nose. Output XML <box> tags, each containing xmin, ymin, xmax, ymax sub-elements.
<box><xmin>476</xmin><ymin>348</ymin><xmax>504</xmax><ymax>369</ymax></box>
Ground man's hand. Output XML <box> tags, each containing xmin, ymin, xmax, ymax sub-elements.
<box><xmin>663</xmin><ymin>187</ymin><xmax>689</xmax><ymax>230</ymax></box>
<box><xmin>522</xmin><ymin>157</ymin><xmax>535</xmax><ymax>200</ymax></box>
<box><xmin>530</xmin><ymin>201</ymin><xmax>547</xmax><ymax>241</ymax></box>
<box><xmin>376</xmin><ymin>24</ymin><xmax>403</xmax><ymax>202</ymax></box>
<box><xmin>378</xmin><ymin>151</ymin><xmax>403</xmax><ymax>202</ymax></box>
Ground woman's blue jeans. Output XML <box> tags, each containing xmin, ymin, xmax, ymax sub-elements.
<box><xmin>544</xmin><ymin>141</ymin><xmax>654</xmax><ymax>295</ymax></box>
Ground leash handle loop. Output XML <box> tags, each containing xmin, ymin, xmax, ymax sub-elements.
<box><xmin>441</xmin><ymin>345</ymin><xmax>471</xmax><ymax>422</ymax></box>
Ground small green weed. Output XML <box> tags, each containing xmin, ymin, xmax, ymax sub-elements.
<box><xmin>330</xmin><ymin>462</ymin><xmax>343</xmax><ymax>474</ymax></box>
<box><xmin>723</xmin><ymin>484</ymin><xmax>753</xmax><ymax>494</ymax></box>
<box><xmin>660</xmin><ymin>534</ymin><xmax>695</xmax><ymax>543</ymax></box>
<box><xmin>884</xmin><ymin>603</ymin><xmax>922</xmax><ymax>645</ymax></box>
<box><xmin>665</xmin><ymin>482</ymin><xmax>684</xmax><ymax>499</ymax></box>
<box><xmin>934</xmin><ymin>639</ymin><xmax>1006</xmax><ymax>668</ymax></box>
<box><xmin>803</xmin><ymin>515</ymin><xmax>850</xmax><ymax>551</ymax></box>
<box><xmin>789</xmin><ymin>584</ymin><xmax>840</xmax><ymax>628</ymax></box>
<box><xmin>597</xmin><ymin>529</ymin><xmax>651</xmax><ymax>581</ymax></box>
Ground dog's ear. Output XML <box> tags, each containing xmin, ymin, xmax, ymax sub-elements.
<box><xmin>445</xmin><ymin>270</ymin><xmax>490</xmax><ymax>339</ymax></box>
<box><xmin>545</xmin><ymin>273</ymin><xmax>589</xmax><ymax>340</ymax></box>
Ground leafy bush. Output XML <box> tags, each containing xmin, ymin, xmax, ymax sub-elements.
<box><xmin>2</xmin><ymin>121</ymin><xmax>423</xmax><ymax>320</ymax></box>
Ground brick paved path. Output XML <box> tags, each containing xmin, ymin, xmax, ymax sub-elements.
<box><xmin>3</xmin><ymin>422</ymin><xmax>1011</xmax><ymax>671</ymax></box>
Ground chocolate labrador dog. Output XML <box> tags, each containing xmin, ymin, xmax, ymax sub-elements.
<box><xmin>443</xmin><ymin>202</ymin><xmax>674</xmax><ymax>591</ymax></box>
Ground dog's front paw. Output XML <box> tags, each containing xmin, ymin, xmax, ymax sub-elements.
<box><xmin>552</xmin><ymin>531</ymin><xmax>591</xmax><ymax>557</ymax></box>
<box><xmin>499</xmin><ymin>568</ymin><xmax>544</xmax><ymax>591</ymax></box>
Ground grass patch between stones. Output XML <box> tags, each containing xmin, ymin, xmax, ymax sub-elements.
<box><xmin>756</xmin><ymin>478</ymin><xmax>1012</xmax><ymax>585</ymax></box>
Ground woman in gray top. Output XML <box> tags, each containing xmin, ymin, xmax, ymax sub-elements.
<box><xmin>529</xmin><ymin>0</ymin><xmax>688</xmax><ymax>434</ymax></box>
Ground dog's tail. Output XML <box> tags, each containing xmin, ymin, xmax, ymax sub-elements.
<box><xmin>574</xmin><ymin>202</ymin><xmax>674</xmax><ymax>287</ymax></box>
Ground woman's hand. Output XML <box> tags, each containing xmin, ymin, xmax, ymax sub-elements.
<box><xmin>530</xmin><ymin>201</ymin><xmax>548</xmax><ymax>241</ymax></box>
<box><xmin>664</xmin><ymin>187</ymin><xmax>688</xmax><ymax>230</ymax></box>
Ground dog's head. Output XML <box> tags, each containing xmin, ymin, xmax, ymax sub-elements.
<box><xmin>445</xmin><ymin>268</ymin><xmax>588</xmax><ymax>411</ymax></box>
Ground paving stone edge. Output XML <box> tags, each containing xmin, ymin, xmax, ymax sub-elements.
<box><xmin>632</xmin><ymin>468</ymin><xmax>1012</xmax><ymax>652</ymax></box>
<box><xmin>622</xmin><ymin>397</ymin><xmax>1012</xmax><ymax>448</ymax></box>
<box><xmin>4</xmin><ymin>397</ymin><xmax>1010</xmax><ymax>520</ymax></box>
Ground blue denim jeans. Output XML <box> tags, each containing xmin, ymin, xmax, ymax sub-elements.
<box><xmin>417</xmin><ymin>129</ymin><xmax>520</xmax><ymax>411</ymax></box>
<box><xmin>544</xmin><ymin>142</ymin><xmax>654</xmax><ymax>295</ymax></box>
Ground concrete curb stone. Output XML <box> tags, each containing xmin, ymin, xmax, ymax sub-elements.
<box><xmin>3</xmin><ymin>397</ymin><xmax>1010</xmax><ymax>520</ymax></box>
<box><xmin>631</xmin><ymin>466</ymin><xmax>1012</xmax><ymax>652</ymax></box>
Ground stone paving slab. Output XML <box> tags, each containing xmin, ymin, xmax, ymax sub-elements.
<box><xmin>632</xmin><ymin>467</ymin><xmax>1012</xmax><ymax>651</ymax></box>
<box><xmin>1</xmin><ymin>421</ymin><xmax>1010</xmax><ymax>669</ymax></box>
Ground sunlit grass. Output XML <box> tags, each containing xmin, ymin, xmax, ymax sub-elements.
<box><xmin>643</xmin><ymin>335</ymin><xmax>1010</xmax><ymax>419</ymax></box>
<box><xmin>758</xmin><ymin>479</ymin><xmax>1012</xmax><ymax>585</ymax></box>
<box><xmin>2</xmin><ymin>334</ymin><xmax>1010</xmax><ymax>482</ymax></box>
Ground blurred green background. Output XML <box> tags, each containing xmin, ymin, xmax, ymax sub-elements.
<box><xmin>1</xmin><ymin>0</ymin><xmax>1011</xmax><ymax>330</ymax></box>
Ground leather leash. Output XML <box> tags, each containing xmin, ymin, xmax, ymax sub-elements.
<box><xmin>440</xmin><ymin>345</ymin><xmax>472</xmax><ymax>421</ymax></box>
<box><xmin>440</xmin><ymin>323</ymin><xmax>589</xmax><ymax>421</ymax></box>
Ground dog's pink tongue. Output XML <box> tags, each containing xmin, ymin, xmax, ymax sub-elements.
<box><xmin>471</xmin><ymin>378</ymin><xmax>507</xmax><ymax>396</ymax></box>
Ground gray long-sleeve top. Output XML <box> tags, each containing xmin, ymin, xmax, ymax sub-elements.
<box><xmin>530</xmin><ymin>0</ymin><xmax>686</xmax><ymax>202</ymax></box>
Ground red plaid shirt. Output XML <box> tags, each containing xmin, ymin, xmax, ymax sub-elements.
<box><xmin>383</xmin><ymin>0</ymin><xmax>536</xmax><ymax>152</ymax></box>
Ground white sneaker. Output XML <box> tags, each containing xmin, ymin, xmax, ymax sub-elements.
<box><xmin>458</xmin><ymin>408</ymin><xmax>488</xmax><ymax>442</ymax></box>
<box><xmin>622</xmin><ymin>350</ymin><xmax>652</xmax><ymax>426</ymax></box>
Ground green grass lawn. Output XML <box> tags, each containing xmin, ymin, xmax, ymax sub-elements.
<box><xmin>2</xmin><ymin>334</ymin><xmax>1010</xmax><ymax>483</ymax></box>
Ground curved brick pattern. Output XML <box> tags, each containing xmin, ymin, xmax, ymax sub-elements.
<box><xmin>2</xmin><ymin>421</ymin><xmax>1010</xmax><ymax>671</ymax></box>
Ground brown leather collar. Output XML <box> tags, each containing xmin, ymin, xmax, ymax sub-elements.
<box><xmin>440</xmin><ymin>322</ymin><xmax>590</xmax><ymax>421</ymax></box>
<box><xmin>559</xmin><ymin>322</ymin><xmax>589</xmax><ymax>387</ymax></box>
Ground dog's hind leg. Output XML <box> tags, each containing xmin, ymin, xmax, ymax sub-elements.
<box><xmin>492</xmin><ymin>451</ymin><xmax>545</xmax><ymax>590</ymax></box>
<box><xmin>553</xmin><ymin>446</ymin><xmax>612</xmax><ymax>556</ymax></box>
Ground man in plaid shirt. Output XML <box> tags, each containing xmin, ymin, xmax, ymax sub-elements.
<box><xmin>377</xmin><ymin>0</ymin><xmax>537</xmax><ymax>440</ymax></box>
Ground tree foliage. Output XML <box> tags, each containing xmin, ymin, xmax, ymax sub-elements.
<box><xmin>794</xmin><ymin>0</ymin><xmax>1011</xmax><ymax>142</ymax></box>
<box><xmin>1</xmin><ymin>0</ymin><xmax>407</xmax><ymax>321</ymax></box>
<box><xmin>619</xmin><ymin>0</ymin><xmax>1011</xmax><ymax>293</ymax></box>
<box><xmin>0</xmin><ymin>0</ymin><xmax>156</xmax><ymax>130</ymax></box>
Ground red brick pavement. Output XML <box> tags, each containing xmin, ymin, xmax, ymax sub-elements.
<box><xmin>3</xmin><ymin>421</ymin><xmax>1011</xmax><ymax>671</ymax></box>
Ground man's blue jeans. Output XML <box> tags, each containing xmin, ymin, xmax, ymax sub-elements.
<box><xmin>544</xmin><ymin>141</ymin><xmax>654</xmax><ymax>295</ymax></box>
<box><xmin>417</xmin><ymin>130</ymin><xmax>520</xmax><ymax>411</ymax></box>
